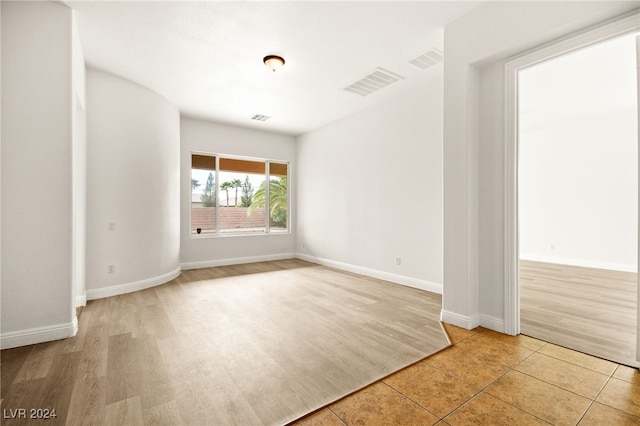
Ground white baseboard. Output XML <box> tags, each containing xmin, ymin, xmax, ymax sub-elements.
<box><xmin>76</xmin><ymin>294</ymin><xmax>87</xmax><ymax>307</ymax></box>
<box><xmin>440</xmin><ymin>309</ymin><xmax>480</xmax><ymax>330</ymax></box>
<box><xmin>86</xmin><ymin>254</ymin><xmax>296</xmax><ymax>301</ymax></box>
<box><xmin>86</xmin><ymin>267</ymin><xmax>181</xmax><ymax>301</ymax></box>
<box><xmin>440</xmin><ymin>311</ymin><xmax>506</xmax><ymax>334</ymax></box>
<box><xmin>480</xmin><ymin>314</ymin><xmax>505</xmax><ymax>333</ymax></box>
<box><xmin>1</xmin><ymin>316</ymin><xmax>78</xmax><ymax>350</ymax></box>
<box><xmin>180</xmin><ymin>253</ymin><xmax>296</xmax><ymax>270</ymax></box>
<box><xmin>520</xmin><ymin>254</ymin><xmax>637</xmax><ymax>273</ymax></box>
<box><xmin>296</xmin><ymin>253</ymin><xmax>442</xmax><ymax>294</ymax></box>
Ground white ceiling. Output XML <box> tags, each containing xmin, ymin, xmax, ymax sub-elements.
<box><xmin>67</xmin><ymin>1</ymin><xmax>481</xmax><ymax>135</ymax></box>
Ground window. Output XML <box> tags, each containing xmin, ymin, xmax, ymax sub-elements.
<box><xmin>191</xmin><ymin>153</ymin><xmax>289</xmax><ymax>237</ymax></box>
<box><xmin>218</xmin><ymin>158</ymin><xmax>266</xmax><ymax>234</ymax></box>
<box><xmin>268</xmin><ymin>162</ymin><xmax>288</xmax><ymax>233</ymax></box>
<box><xmin>191</xmin><ymin>154</ymin><xmax>217</xmax><ymax>236</ymax></box>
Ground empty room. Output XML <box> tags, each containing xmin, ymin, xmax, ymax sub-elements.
<box><xmin>1</xmin><ymin>1</ymin><xmax>639</xmax><ymax>425</ymax></box>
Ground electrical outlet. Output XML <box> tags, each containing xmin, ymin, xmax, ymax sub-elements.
<box><xmin>396</xmin><ymin>257</ymin><xmax>402</xmax><ymax>266</ymax></box>
<box><xmin>301</xmin><ymin>242</ymin><xmax>306</xmax><ymax>249</ymax></box>
<box><xmin>107</xmin><ymin>265</ymin><xmax>115</xmax><ymax>274</ymax></box>
<box><xmin>108</xmin><ymin>222</ymin><xmax>116</xmax><ymax>231</ymax></box>
<box><xmin>550</xmin><ymin>244</ymin><xmax>556</xmax><ymax>251</ymax></box>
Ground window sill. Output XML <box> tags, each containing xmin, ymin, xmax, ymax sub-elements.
<box><xmin>190</xmin><ymin>230</ymin><xmax>291</xmax><ymax>239</ymax></box>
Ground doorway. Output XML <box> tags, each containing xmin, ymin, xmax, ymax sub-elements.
<box><xmin>518</xmin><ymin>34</ymin><xmax>637</xmax><ymax>366</ymax></box>
<box><xmin>503</xmin><ymin>12</ymin><xmax>640</xmax><ymax>367</ymax></box>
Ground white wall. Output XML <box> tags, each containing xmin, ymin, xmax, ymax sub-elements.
<box><xmin>520</xmin><ymin>114</ymin><xmax>637</xmax><ymax>272</ymax></box>
<box><xmin>86</xmin><ymin>69</ymin><xmax>181</xmax><ymax>299</ymax></box>
<box><xmin>442</xmin><ymin>1</ymin><xmax>639</xmax><ymax>331</ymax></box>
<box><xmin>180</xmin><ymin>117</ymin><xmax>296</xmax><ymax>268</ymax></box>
<box><xmin>519</xmin><ymin>36</ymin><xmax>637</xmax><ymax>272</ymax></box>
<box><xmin>296</xmin><ymin>79</ymin><xmax>443</xmax><ymax>293</ymax></box>
<box><xmin>72</xmin><ymin>12</ymin><xmax>88</xmax><ymax>306</ymax></box>
<box><xmin>1</xmin><ymin>1</ymin><xmax>76</xmax><ymax>348</ymax></box>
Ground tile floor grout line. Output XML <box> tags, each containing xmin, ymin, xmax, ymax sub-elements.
<box><xmin>533</xmin><ymin>341</ymin><xmax>549</xmax><ymax>354</ymax></box>
<box><xmin>417</xmin><ymin>332</ymin><xmax>530</xmax><ymax>402</ymax></box>
<box><xmin>327</xmin><ymin>406</ymin><xmax>349</xmax><ymax>426</ymax></box>
<box><xmin>442</xmin><ymin>358</ymin><xmax>555</xmax><ymax>426</ymax></box>
<box><xmin>583</xmin><ymin>371</ymin><xmax>615</xmax><ymax>422</ymax></box>
<box><xmin>541</xmin><ymin>351</ymin><xmax>619</xmax><ymax>375</ymax></box>
<box><xmin>575</xmin><ymin>373</ymin><xmax>640</xmax><ymax>426</ymax></box>
<box><xmin>576</xmin><ymin>400</ymin><xmax>597</xmax><ymax>426</ymax></box>
<box><xmin>470</xmin><ymin>366</ymin><xmax>549</xmax><ymax>423</ymax></box>
<box><xmin>481</xmin><ymin>366</ymin><xmax>561</xmax><ymax>426</ymax></box>
<box><xmin>482</xmin><ymin>349</ymin><xmax>599</xmax><ymax>425</ymax></box>
<box><xmin>378</xmin><ymin>380</ymin><xmax>443</xmax><ymax>421</ymax></box>
<box><xmin>514</xmin><ymin>345</ymin><xmax>542</xmax><ymax>366</ymax></box>
<box><xmin>514</xmin><ymin>336</ymin><xmax>620</xmax><ymax>406</ymax></box>
<box><xmin>589</xmin><ymin>403</ymin><xmax>640</xmax><ymax>421</ymax></box>
<box><xmin>611</xmin><ymin>364</ymin><xmax>622</xmax><ymax>379</ymax></box>
<box><xmin>476</xmin><ymin>388</ymin><xmax>555</xmax><ymax>426</ymax></box>
<box><xmin>508</xmin><ymin>368</ymin><xmax>604</xmax><ymax>402</ymax></box>
<box><xmin>512</xmin><ymin>350</ymin><xmax>615</xmax><ymax>402</ymax></box>
<box><xmin>382</xmin><ymin>350</ymin><xmax>476</xmax><ymax>421</ymax></box>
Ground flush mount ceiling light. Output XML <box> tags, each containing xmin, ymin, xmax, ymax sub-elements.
<box><xmin>263</xmin><ymin>55</ymin><xmax>285</xmax><ymax>72</ymax></box>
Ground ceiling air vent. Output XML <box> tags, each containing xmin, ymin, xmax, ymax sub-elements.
<box><xmin>408</xmin><ymin>48</ymin><xmax>443</xmax><ymax>70</ymax></box>
<box><xmin>342</xmin><ymin>67</ymin><xmax>405</xmax><ymax>97</ymax></box>
<box><xmin>251</xmin><ymin>114</ymin><xmax>271</xmax><ymax>122</ymax></box>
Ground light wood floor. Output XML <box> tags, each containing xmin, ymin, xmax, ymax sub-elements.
<box><xmin>0</xmin><ymin>259</ymin><xmax>449</xmax><ymax>425</ymax></box>
<box><xmin>520</xmin><ymin>260</ymin><xmax>638</xmax><ymax>367</ymax></box>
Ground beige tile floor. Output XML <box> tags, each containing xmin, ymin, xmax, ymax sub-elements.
<box><xmin>293</xmin><ymin>325</ymin><xmax>640</xmax><ymax>426</ymax></box>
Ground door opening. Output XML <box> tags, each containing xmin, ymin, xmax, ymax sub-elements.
<box><xmin>504</xmin><ymin>12</ymin><xmax>640</xmax><ymax>367</ymax></box>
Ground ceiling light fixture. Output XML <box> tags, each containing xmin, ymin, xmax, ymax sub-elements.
<box><xmin>263</xmin><ymin>55</ymin><xmax>285</xmax><ymax>72</ymax></box>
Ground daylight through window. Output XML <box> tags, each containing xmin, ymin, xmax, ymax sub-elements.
<box><xmin>191</xmin><ymin>153</ymin><xmax>289</xmax><ymax>236</ymax></box>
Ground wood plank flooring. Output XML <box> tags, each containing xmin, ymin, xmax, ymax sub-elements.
<box><xmin>520</xmin><ymin>260</ymin><xmax>638</xmax><ymax>367</ymax></box>
<box><xmin>1</xmin><ymin>259</ymin><xmax>449</xmax><ymax>425</ymax></box>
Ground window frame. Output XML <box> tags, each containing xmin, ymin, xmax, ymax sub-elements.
<box><xmin>190</xmin><ymin>152</ymin><xmax>290</xmax><ymax>238</ymax></box>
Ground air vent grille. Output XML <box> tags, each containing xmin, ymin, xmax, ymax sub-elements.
<box><xmin>343</xmin><ymin>67</ymin><xmax>405</xmax><ymax>97</ymax></box>
<box><xmin>251</xmin><ymin>114</ymin><xmax>271</xmax><ymax>121</ymax></box>
<box><xmin>409</xmin><ymin>48</ymin><xmax>443</xmax><ymax>70</ymax></box>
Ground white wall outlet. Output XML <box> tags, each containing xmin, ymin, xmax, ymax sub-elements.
<box><xmin>550</xmin><ymin>244</ymin><xmax>556</xmax><ymax>251</ymax></box>
<box><xmin>396</xmin><ymin>257</ymin><xmax>402</xmax><ymax>266</ymax></box>
<box><xmin>107</xmin><ymin>265</ymin><xmax>115</xmax><ymax>274</ymax></box>
<box><xmin>108</xmin><ymin>222</ymin><xmax>116</xmax><ymax>231</ymax></box>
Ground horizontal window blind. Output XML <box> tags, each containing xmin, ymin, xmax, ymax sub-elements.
<box><xmin>192</xmin><ymin>154</ymin><xmax>216</xmax><ymax>170</ymax></box>
<box><xmin>270</xmin><ymin>162</ymin><xmax>287</xmax><ymax>177</ymax></box>
<box><xmin>220</xmin><ymin>158</ymin><xmax>265</xmax><ymax>174</ymax></box>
